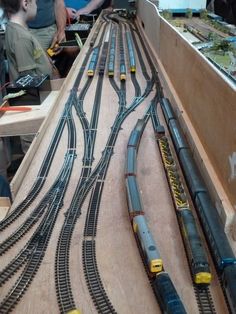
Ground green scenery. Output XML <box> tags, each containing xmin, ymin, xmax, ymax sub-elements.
<box><xmin>205</xmin><ymin>51</ymin><xmax>231</xmax><ymax>67</ymax></box>
<box><xmin>203</xmin><ymin>41</ymin><xmax>236</xmax><ymax>77</ymax></box>
<box><xmin>160</xmin><ymin>10</ymin><xmax>236</xmax><ymax>81</ymax></box>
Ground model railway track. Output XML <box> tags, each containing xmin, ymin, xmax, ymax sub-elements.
<box><xmin>82</xmin><ymin>240</ymin><xmax>117</xmax><ymax>314</ymax></box>
<box><xmin>0</xmin><ymin>151</ymin><xmax>76</xmax><ymax>313</ymax></box>
<box><xmin>194</xmin><ymin>286</ymin><xmax>216</xmax><ymax>314</ymax></box>
<box><xmin>55</xmin><ymin>21</ymin><xmax>112</xmax><ymax>313</ymax></box>
<box><xmin>0</xmin><ymin>178</ymin><xmax>45</xmax><ymax>231</ymax></box>
<box><xmin>81</xmin><ymin>16</ymin><xmax>157</xmax><ymax>313</ymax></box>
<box><xmin>0</xmin><ymin>92</ymin><xmax>77</xmax><ymax>311</ymax></box>
<box><xmin>0</xmin><ymin>89</ymin><xmax>78</xmax><ymax>233</ymax></box>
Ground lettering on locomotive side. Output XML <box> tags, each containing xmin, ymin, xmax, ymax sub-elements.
<box><xmin>159</xmin><ymin>137</ymin><xmax>189</xmax><ymax>210</ymax></box>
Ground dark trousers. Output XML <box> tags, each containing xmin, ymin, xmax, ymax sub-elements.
<box><xmin>0</xmin><ymin>175</ymin><xmax>12</xmax><ymax>201</ymax></box>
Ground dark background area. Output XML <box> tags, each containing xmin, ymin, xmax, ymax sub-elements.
<box><xmin>209</xmin><ymin>0</ymin><xmax>236</xmax><ymax>24</ymax></box>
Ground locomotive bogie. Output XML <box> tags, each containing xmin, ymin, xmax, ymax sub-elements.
<box><xmin>133</xmin><ymin>215</ymin><xmax>163</xmax><ymax>273</ymax></box>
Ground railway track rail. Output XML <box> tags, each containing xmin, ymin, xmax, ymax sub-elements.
<box><xmin>194</xmin><ymin>286</ymin><xmax>216</xmax><ymax>314</ymax></box>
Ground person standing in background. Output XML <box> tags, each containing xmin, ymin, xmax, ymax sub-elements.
<box><xmin>1</xmin><ymin>0</ymin><xmax>58</xmax><ymax>154</ymax></box>
<box><xmin>2</xmin><ymin>0</ymin><xmax>54</xmax><ymax>81</ymax></box>
<box><xmin>0</xmin><ymin>21</ymin><xmax>11</xmax><ymax>178</ymax></box>
<box><xmin>28</xmin><ymin>0</ymin><xmax>66</xmax><ymax>51</ymax></box>
<box><xmin>65</xmin><ymin>0</ymin><xmax>109</xmax><ymax>21</ymax></box>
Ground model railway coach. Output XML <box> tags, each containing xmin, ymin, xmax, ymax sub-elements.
<box><xmin>125</xmin><ymin>115</ymin><xmax>186</xmax><ymax>313</ymax></box>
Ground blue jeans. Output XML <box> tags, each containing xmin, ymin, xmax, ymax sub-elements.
<box><xmin>0</xmin><ymin>175</ymin><xmax>12</xmax><ymax>201</ymax></box>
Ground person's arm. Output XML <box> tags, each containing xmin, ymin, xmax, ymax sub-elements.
<box><xmin>76</xmin><ymin>0</ymin><xmax>105</xmax><ymax>16</ymax></box>
<box><xmin>51</xmin><ymin>0</ymin><xmax>66</xmax><ymax>48</ymax></box>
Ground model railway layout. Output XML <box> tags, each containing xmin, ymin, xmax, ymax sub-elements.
<box><xmin>0</xmin><ymin>9</ymin><xmax>235</xmax><ymax>314</ymax></box>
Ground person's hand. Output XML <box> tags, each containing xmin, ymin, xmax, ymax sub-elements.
<box><xmin>66</xmin><ymin>7</ymin><xmax>77</xmax><ymax>20</ymax></box>
<box><xmin>75</xmin><ymin>8</ymin><xmax>89</xmax><ymax>19</ymax></box>
<box><xmin>50</xmin><ymin>30</ymin><xmax>65</xmax><ymax>55</ymax></box>
<box><xmin>52</xmin><ymin>64</ymin><xmax>61</xmax><ymax>79</ymax></box>
<box><xmin>55</xmin><ymin>29</ymin><xmax>66</xmax><ymax>44</ymax></box>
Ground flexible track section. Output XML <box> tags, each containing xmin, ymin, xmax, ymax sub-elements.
<box><xmin>0</xmin><ymin>177</ymin><xmax>45</xmax><ymax>231</ymax></box>
<box><xmin>194</xmin><ymin>286</ymin><xmax>216</xmax><ymax>314</ymax></box>
<box><xmin>0</xmin><ymin>248</ymin><xmax>30</xmax><ymax>286</ymax></box>
<box><xmin>84</xmin><ymin>181</ymin><xmax>103</xmax><ymax>236</ymax></box>
<box><xmin>0</xmin><ymin>192</ymin><xmax>54</xmax><ymax>255</ymax></box>
<box><xmin>0</xmin><ymin>251</ymin><xmax>43</xmax><ymax>314</ymax></box>
<box><xmin>82</xmin><ymin>240</ymin><xmax>117</xmax><ymax>314</ymax></box>
<box><xmin>55</xmin><ymin>23</ymin><xmax>108</xmax><ymax>313</ymax></box>
<box><xmin>55</xmin><ymin>214</ymin><xmax>76</xmax><ymax>314</ymax></box>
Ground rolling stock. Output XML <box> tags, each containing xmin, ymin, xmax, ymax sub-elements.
<box><xmin>113</xmin><ymin>0</ymin><xmax>137</xmax><ymax>12</ymax></box>
<box><xmin>161</xmin><ymin>97</ymin><xmax>236</xmax><ymax>312</ymax></box>
<box><xmin>87</xmin><ymin>47</ymin><xmax>100</xmax><ymax>77</ymax></box>
<box><xmin>108</xmin><ymin>26</ymin><xmax>117</xmax><ymax>77</ymax></box>
<box><xmin>179</xmin><ymin>149</ymin><xmax>207</xmax><ymax>197</ymax></box>
<box><xmin>126</xmin><ymin>147</ymin><xmax>137</xmax><ymax>176</ymax></box>
<box><xmin>125</xmin><ymin>118</ymin><xmax>163</xmax><ymax>276</ymax></box>
<box><xmin>126</xmin><ymin>176</ymin><xmax>143</xmax><ymax>216</ymax></box>
<box><xmin>161</xmin><ymin>98</ymin><xmax>175</xmax><ymax>121</ymax></box>
<box><xmin>98</xmin><ymin>42</ymin><xmax>109</xmax><ymax>75</ymax></box>
<box><xmin>195</xmin><ymin>192</ymin><xmax>236</xmax><ymax>270</ymax></box>
<box><xmin>120</xmin><ymin>64</ymin><xmax>126</xmax><ymax>80</ymax></box>
<box><xmin>127</xmin><ymin>119</ymin><xmax>145</xmax><ymax>148</ymax></box>
<box><xmin>126</xmin><ymin>29</ymin><xmax>136</xmax><ymax>73</ymax></box>
<box><xmin>133</xmin><ymin>215</ymin><xmax>163</xmax><ymax>273</ymax></box>
<box><xmin>119</xmin><ymin>24</ymin><xmax>126</xmax><ymax>80</ymax></box>
<box><xmin>178</xmin><ymin>209</ymin><xmax>211</xmax><ymax>284</ymax></box>
<box><xmin>222</xmin><ymin>264</ymin><xmax>236</xmax><ymax>314</ymax></box>
<box><xmin>153</xmin><ymin>272</ymin><xmax>187</xmax><ymax>314</ymax></box>
<box><xmin>124</xmin><ymin>115</ymin><xmax>190</xmax><ymax>312</ymax></box>
<box><xmin>156</xmin><ymin>123</ymin><xmax>211</xmax><ymax>285</ymax></box>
